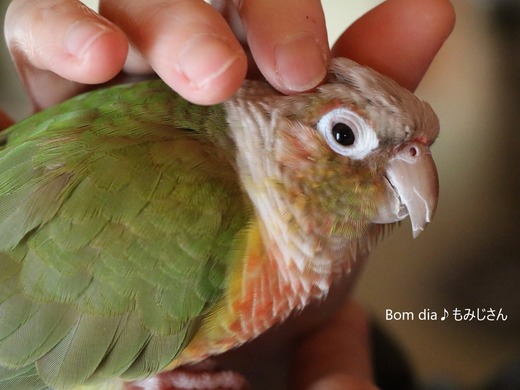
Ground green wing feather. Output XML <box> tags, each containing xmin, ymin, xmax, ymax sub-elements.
<box><xmin>0</xmin><ymin>81</ymin><xmax>250</xmax><ymax>389</ymax></box>
<box><xmin>0</xmin><ymin>365</ymin><xmax>47</xmax><ymax>390</ymax></box>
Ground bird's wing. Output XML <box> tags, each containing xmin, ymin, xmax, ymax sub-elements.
<box><xmin>0</xmin><ymin>81</ymin><xmax>250</xmax><ymax>389</ymax></box>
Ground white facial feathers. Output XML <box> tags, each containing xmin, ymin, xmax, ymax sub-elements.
<box><xmin>316</xmin><ymin>107</ymin><xmax>379</xmax><ymax>160</ymax></box>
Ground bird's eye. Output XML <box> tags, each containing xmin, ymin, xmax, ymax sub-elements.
<box><xmin>317</xmin><ymin>108</ymin><xmax>379</xmax><ymax>159</ymax></box>
<box><xmin>332</xmin><ymin>123</ymin><xmax>355</xmax><ymax>146</ymax></box>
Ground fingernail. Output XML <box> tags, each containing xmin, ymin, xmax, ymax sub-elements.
<box><xmin>274</xmin><ymin>33</ymin><xmax>327</xmax><ymax>92</ymax></box>
<box><xmin>177</xmin><ymin>33</ymin><xmax>241</xmax><ymax>90</ymax></box>
<box><xmin>64</xmin><ymin>20</ymin><xmax>110</xmax><ymax>60</ymax></box>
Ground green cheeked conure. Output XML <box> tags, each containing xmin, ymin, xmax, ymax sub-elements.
<box><xmin>0</xmin><ymin>58</ymin><xmax>438</xmax><ymax>389</ymax></box>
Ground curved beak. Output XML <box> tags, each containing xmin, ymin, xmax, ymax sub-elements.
<box><xmin>372</xmin><ymin>143</ymin><xmax>439</xmax><ymax>238</ymax></box>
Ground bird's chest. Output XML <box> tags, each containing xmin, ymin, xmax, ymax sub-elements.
<box><xmin>169</xmin><ymin>220</ymin><xmax>347</xmax><ymax>367</ymax></box>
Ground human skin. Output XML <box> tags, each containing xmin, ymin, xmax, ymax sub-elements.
<box><xmin>1</xmin><ymin>0</ymin><xmax>455</xmax><ymax>388</ymax></box>
<box><xmin>3</xmin><ymin>0</ymin><xmax>454</xmax><ymax>108</ymax></box>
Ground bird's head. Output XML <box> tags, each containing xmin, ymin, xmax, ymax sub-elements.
<box><xmin>227</xmin><ymin>58</ymin><xmax>439</xmax><ymax>241</ymax></box>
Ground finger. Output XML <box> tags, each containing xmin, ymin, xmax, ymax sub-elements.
<box><xmin>332</xmin><ymin>0</ymin><xmax>455</xmax><ymax>91</ymax></box>
<box><xmin>291</xmin><ymin>300</ymin><xmax>377</xmax><ymax>390</ymax></box>
<box><xmin>5</xmin><ymin>0</ymin><xmax>128</xmax><ymax>110</ymax></box>
<box><xmin>235</xmin><ymin>0</ymin><xmax>329</xmax><ymax>94</ymax></box>
<box><xmin>100</xmin><ymin>0</ymin><xmax>247</xmax><ymax>105</ymax></box>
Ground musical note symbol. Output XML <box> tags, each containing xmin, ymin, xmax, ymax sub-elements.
<box><xmin>441</xmin><ymin>309</ymin><xmax>449</xmax><ymax>321</ymax></box>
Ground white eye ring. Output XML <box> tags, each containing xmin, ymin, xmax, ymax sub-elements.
<box><xmin>316</xmin><ymin>108</ymin><xmax>379</xmax><ymax>160</ymax></box>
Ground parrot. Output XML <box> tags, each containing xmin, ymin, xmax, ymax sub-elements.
<box><xmin>0</xmin><ymin>57</ymin><xmax>439</xmax><ymax>390</ymax></box>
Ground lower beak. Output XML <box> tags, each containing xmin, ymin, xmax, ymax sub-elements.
<box><xmin>371</xmin><ymin>143</ymin><xmax>439</xmax><ymax>238</ymax></box>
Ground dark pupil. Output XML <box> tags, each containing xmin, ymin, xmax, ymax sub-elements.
<box><xmin>332</xmin><ymin>123</ymin><xmax>355</xmax><ymax>146</ymax></box>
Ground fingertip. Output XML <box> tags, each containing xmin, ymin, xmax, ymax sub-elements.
<box><xmin>271</xmin><ymin>33</ymin><xmax>328</xmax><ymax>94</ymax></box>
<box><xmin>165</xmin><ymin>34</ymin><xmax>248</xmax><ymax>105</ymax></box>
<box><xmin>237</xmin><ymin>0</ymin><xmax>329</xmax><ymax>94</ymax></box>
<box><xmin>165</xmin><ymin>56</ymin><xmax>247</xmax><ymax>105</ymax></box>
<box><xmin>332</xmin><ymin>0</ymin><xmax>456</xmax><ymax>91</ymax></box>
<box><xmin>4</xmin><ymin>0</ymin><xmax>131</xmax><ymax>109</ymax></box>
<box><xmin>100</xmin><ymin>0</ymin><xmax>247</xmax><ymax>105</ymax></box>
<box><xmin>62</xmin><ymin>18</ymin><xmax>129</xmax><ymax>84</ymax></box>
<box><xmin>5</xmin><ymin>1</ymin><xmax>129</xmax><ymax>85</ymax></box>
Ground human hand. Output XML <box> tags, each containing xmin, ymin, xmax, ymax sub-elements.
<box><xmin>4</xmin><ymin>0</ymin><xmax>328</xmax><ymax>110</ymax></box>
<box><xmin>4</xmin><ymin>0</ymin><xmax>453</xmax><ymax>113</ymax></box>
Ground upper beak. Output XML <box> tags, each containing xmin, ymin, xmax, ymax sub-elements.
<box><xmin>371</xmin><ymin>143</ymin><xmax>439</xmax><ymax>238</ymax></box>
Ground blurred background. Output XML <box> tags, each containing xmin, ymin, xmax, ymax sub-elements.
<box><xmin>1</xmin><ymin>0</ymin><xmax>519</xmax><ymax>389</ymax></box>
